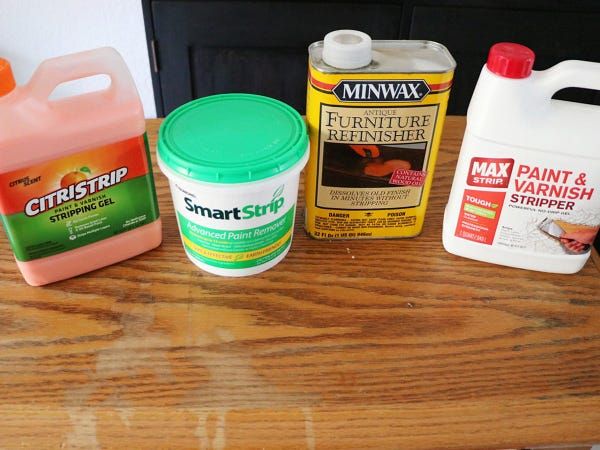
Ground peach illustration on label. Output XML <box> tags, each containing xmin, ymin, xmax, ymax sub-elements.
<box><xmin>60</xmin><ymin>167</ymin><xmax>91</xmax><ymax>188</ymax></box>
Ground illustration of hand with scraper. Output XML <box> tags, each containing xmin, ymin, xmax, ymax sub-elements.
<box><xmin>539</xmin><ymin>218</ymin><xmax>599</xmax><ymax>254</ymax></box>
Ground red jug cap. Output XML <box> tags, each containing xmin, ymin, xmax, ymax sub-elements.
<box><xmin>487</xmin><ymin>43</ymin><xmax>535</xmax><ymax>79</ymax></box>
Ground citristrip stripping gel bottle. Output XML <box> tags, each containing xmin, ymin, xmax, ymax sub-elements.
<box><xmin>0</xmin><ymin>49</ymin><xmax>162</xmax><ymax>285</ymax></box>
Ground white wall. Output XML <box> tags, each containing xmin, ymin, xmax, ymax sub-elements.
<box><xmin>0</xmin><ymin>0</ymin><xmax>157</xmax><ymax>117</ymax></box>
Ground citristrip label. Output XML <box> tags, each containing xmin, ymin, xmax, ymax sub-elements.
<box><xmin>0</xmin><ymin>135</ymin><xmax>159</xmax><ymax>261</ymax></box>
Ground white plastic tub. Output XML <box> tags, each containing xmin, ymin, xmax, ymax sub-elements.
<box><xmin>158</xmin><ymin>94</ymin><xmax>309</xmax><ymax>276</ymax></box>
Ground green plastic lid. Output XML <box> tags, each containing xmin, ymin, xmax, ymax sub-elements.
<box><xmin>158</xmin><ymin>93</ymin><xmax>308</xmax><ymax>184</ymax></box>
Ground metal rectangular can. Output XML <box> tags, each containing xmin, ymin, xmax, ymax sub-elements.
<box><xmin>305</xmin><ymin>39</ymin><xmax>456</xmax><ymax>239</ymax></box>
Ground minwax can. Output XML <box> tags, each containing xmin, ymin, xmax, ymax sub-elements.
<box><xmin>305</xmin><ymin>30</ymin><xmax>456</xmax><ymax>239</ymax></box>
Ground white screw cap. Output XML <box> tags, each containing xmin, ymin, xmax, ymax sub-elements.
<box><xmin>322</xmin><ymin>30</ymin><xmax>372</xmax><ymax>69</ymax></box>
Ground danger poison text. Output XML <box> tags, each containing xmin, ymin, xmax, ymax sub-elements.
<box><xmin>24</xmin><ymin>167</ymin><xmax>128</xmax><ymax>217</ymax></box>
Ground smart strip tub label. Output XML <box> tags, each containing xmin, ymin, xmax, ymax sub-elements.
<box><xmin>169</xmin><ymin>180</ymin><xmax>298</xmax><ymax>270</ymax></box>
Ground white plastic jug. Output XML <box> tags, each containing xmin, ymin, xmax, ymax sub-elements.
<box><xmin>443</xmin><ymin>43</ymin><xmax>600</xmax><ymax>273</ymax></box>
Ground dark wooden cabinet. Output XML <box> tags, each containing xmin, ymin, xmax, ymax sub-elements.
<box><xmin>144</xmin><ymin>1</ymin><xmax>403</xmax><ymax>114</ymax></box>
<box><xmin>408</xmin><ymin>2</ymin><xmax>600</xmax><ymax>113</ymax></box>
<box><xmin>143</xmin><ymin>0</ymin><xmax>600</xmax><ymax>116</ymax></box>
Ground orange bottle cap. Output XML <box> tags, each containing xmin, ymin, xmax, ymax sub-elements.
<box><xmin>0</xmin><ymin>58</ymin><xmax>16</xmax><ymax>97</ymax></box>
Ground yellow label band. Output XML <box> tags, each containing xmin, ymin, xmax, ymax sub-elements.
<box><xmin>182</xmin><ymin>229</ymin><xmax>292</xmax><ymax>262</ymax></box>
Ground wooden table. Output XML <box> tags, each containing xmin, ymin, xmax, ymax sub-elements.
<box><xmin>1</xmin><ymin>117</ymin><xmax>598</xmax><ymax>450</ymax></box>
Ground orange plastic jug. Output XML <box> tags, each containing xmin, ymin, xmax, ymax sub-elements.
<box><xmin>0</xmin><ymin>48</ymin><xmax>162</xmax><ymax>285</ymax></box>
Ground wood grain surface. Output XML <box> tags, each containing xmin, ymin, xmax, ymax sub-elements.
<box><xmin>0</xmin><ymin>117</ymin><xmax>598</xmax><ymax>450</ymax></box>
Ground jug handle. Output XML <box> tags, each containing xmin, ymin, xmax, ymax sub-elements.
<box><xmin>27</xmin><ymin>47</ymin><xmax>137</xmax><ymax>106</ymax></box>
<box><xmin>538</xmin><ymin>60</ymin><xmax>600</xmax><ymax>97</ymax></box>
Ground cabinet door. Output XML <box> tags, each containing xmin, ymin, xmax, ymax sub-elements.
<box><xmin>148</xmin><ymin>0</ymin><xmax>403</xmax><ymax>115</ymax></box>
<box><xmin>408</xmin><ymin>4</ymin><xmax>600</xmax><ymax>114</ymax></box>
